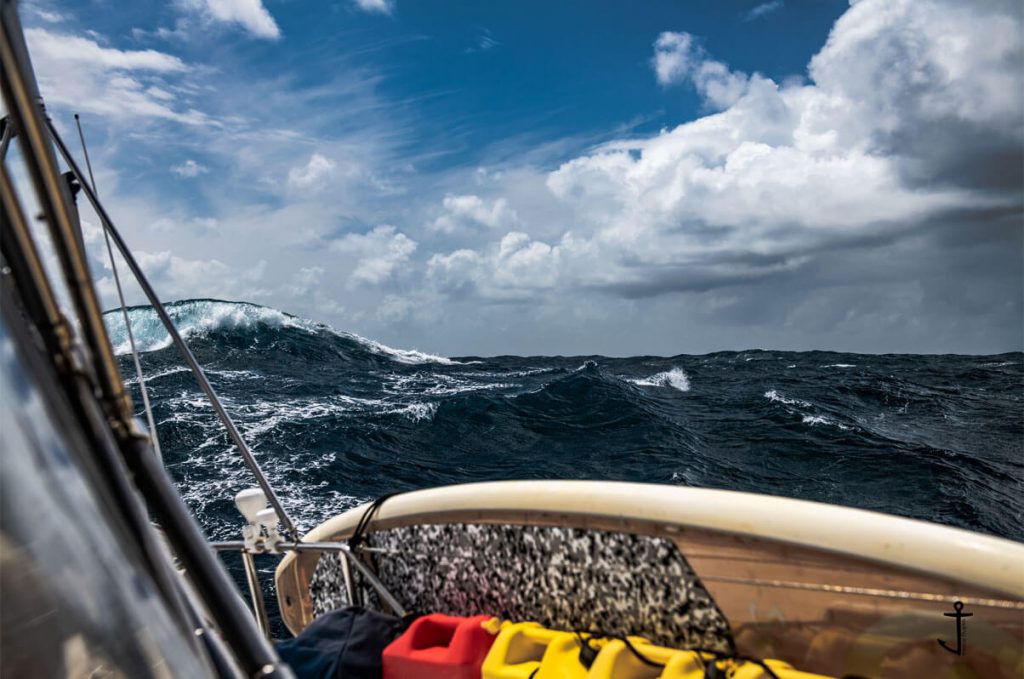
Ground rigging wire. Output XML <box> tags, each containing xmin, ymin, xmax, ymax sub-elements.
<box><xmin>73</xmin><ymin>113</ymin><xmax>162</xmax><ymax>463</ymax></box>
<box><xmin>47</xmin><ymin>116</ymin><xmax>298</xmax><ymax>541</ymax></box>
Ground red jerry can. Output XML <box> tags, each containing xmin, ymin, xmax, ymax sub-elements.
<box><xmin>382</xmin><ymin>613</ymin><xmax>498</xmax><ymax>679</ymax></box>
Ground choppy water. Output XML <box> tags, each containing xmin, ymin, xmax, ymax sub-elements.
<box><xmin>106</xmin><ymin>299</ymin><xmax>1022</xmax><ymax>632</ymax></box>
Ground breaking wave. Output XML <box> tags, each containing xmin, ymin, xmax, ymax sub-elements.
<box><xmin>763</xmin><ymin>389</ymin><xmax>812</xmax><ymax>408</ymax></box>
<box><xmin>629</xmin><ymin>367</ymin><xmax>691</xmax><ymax>392</ymax></box>
<box><xmin>104</xmin><ymin>299</ymin><xmax>457</xmax><ymax>365</ymax></box>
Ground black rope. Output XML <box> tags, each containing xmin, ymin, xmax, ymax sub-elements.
<box><xmin>348</xmin><ymin>492</ymin><xmax>400</xmax><ymax>550</ymax></box>
<box><xmin>620</xmin><ymin>635</ymin><xmax>665</xmax><ymax>669</ymax></box>
<box><xmin>689</xmin><ymin>646</ymin><xmax>783</xmax><ymax>679</ymax></box>
<box><xmin>573</xmin><ymin>631</ymin><xmax>601</xmax><ymax>670</ymax></box>
<box><xmin>566</xmin><ymin>630</ymin><xmax>783</xmax><ymax>679</ymax></box>
<box><xmin>570</xmin><ymin>629</ymin><xmax>666</xmax><ymax>671</ymax></box>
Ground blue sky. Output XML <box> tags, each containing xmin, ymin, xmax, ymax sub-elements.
<box><xmin>10</xmin><ymin>0</ymin><xmax>1023</xmax><ymax>355</ymax></box>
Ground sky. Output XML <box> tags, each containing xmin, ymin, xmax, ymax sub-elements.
<box><xmin>7</xmin><ymin>0</ymin><xmax>1023</xmax><ymax>356</ymax></box>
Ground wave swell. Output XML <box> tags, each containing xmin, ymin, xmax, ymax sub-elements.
<box><xmin>106</xmin><ymin>300</ymin><xmax>1022</xmax><ymax>554</ymax></box>
<box><xmin>104</xmin><ymin>299</ymin><xmax>456</xmax><ymax>365</ymax></box>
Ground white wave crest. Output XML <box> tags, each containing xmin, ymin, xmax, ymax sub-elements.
<box><xmin>104</xmin><ymin>300</ymin><xmax>315</xmax><ymax>355</ymax></box>
<box><xmin>801</xmin><ymin>414</ymin><xmax>830</xmax><ymax>426</ymax></box>
<box><xmin>801</xmin><ymin>414</ymin><xmax>852</xmax><ymax>431</ymax></box>
<box><xmin>103</xmin><ymin>299</ymin><xmax>458</xmax><ymax>365</ymax></box>
<box><xmin>630</xmin><ymin>367</ymin><xmax>691</xmax><ymax>392</ymax></box>
<box><xmin>384</xmin><ymin>372</ymin><xmax>516</xmax><ymax>396</ymax></box>
<box><xmin>764</xmin><ymin>389</ymin><xmax>812</xmax><ymax>408</ymax></box>
<box><xmin>386</xmin><ymin>402</ymin><xmax>438</xmax><ymax>422</ymax></box>
<box><xmin>349</xmin><ymin>333</ymin><xmax>460</xmax><ymax>365</ymax></box>
<box><xmin>822</xmin><ymin>363</ymin><xmax>856</xmax><ymax>369</ymax></box>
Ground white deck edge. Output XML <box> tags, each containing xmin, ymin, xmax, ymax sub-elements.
<box><xmin>292</xmin><ymin>480</ymin><xmax>1024</xmax><ymax>598</ymax></box>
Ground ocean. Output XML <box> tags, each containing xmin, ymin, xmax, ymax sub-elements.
<box><xmin>106</xmin><ymin>298</ymin><xmax>1023</xmax><ymax>635</ymax></box>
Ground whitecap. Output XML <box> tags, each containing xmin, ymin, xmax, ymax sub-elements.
<box><xmin>347</xmin><ymin>332</ymin><xmax>461</xmax><ymax>365</ymax></box>
<box><xmin>123</xmin><ymin>365</ymin><xmax>190</xmax><ymax>385</ymax></box>
<box><xmin>764</xmin><ymin>389</ymin><xmax>812</xmax><ymax>408</ymax></box>
<box><xmin>801</xmin><ymin>413</ymin><xmax>852</xmax><ymax>431</ymax></box>
<box><xmin>104</xmin><ymin>299</ymin><xmax>461</xmax><ymax>365</ymax></box>
<box><xmin>383</xmin><ymin>372</ymin><xmax>515</xmax><ymax>396</ymax></box>
<box><xmin>822</xmin><ymin>363</ymin><xmax>856</xmax><ymax>368</ymax></box>
<box><xmin>801</xmin><ymin>414</ymin><xmax>830</xmax><ymax>426</ymax></box>
<box><xmin>387</xmin><ymin>402</ymin><xmax>438</xmax><ymax>422</ymax></box>
<box><xmin>630</xmin><ymin>367</ymin><xmax>691</xmax><ymax>392</ymax></box>
<box><xmin>105</xmin><ymin>300</ymin><xmax>315</xmax><ymax>355</ymax></box>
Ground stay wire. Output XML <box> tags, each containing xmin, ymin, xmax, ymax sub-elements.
<box><xmin>73</xmin><ymin>113</ymin><xmax>162</xmax><ymax>463</ymax></box>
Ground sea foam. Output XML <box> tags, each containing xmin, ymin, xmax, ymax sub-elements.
<box><xmin>104</xmin><ymin>299</ymin><xmax>459</xmax><ymax>365</ymax></box>
<box><xmin>630</xmin><ymin>367</ymin><xmax>691</xmax><ymax>392</ymax></box>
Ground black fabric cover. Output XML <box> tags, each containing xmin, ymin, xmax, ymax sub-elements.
<box><xmin>276</xmin><ymin>606</ymin><xmax>405</xmax><ymax>679</ymax></box>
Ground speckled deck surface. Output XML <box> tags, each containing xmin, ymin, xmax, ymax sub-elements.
<box><xmin>309</xmin><ymin>523</ymin><xmax>733</xmax><ymax>652</ymax></box>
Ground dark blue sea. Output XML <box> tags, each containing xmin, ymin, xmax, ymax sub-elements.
<box><xmin>107</xmin><ymin>299</ymin><xmax>1023</xmax><ymax>634</ymax></box>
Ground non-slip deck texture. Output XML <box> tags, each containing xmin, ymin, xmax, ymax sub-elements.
<box><xmin>308</xmin><ymin>523</ymin><xmax>734</xmax><ymax>652</ymax></box>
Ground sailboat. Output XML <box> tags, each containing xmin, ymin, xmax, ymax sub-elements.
<box><xmin>1</xmin><ymin>1</ymin><xmax>1021</xmax><ymax>676</ymax></box>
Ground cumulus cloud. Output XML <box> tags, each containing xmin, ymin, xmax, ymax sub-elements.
<box><xmin>428</xmin><ymin>231</ymin><xmax>574</xmax><ymax>300</ymax></box>
<box><xmin>180</xmin><ymin>0</ymin><xmax>281</xmax><ymax>39</ymax></box>
<box><xmin>108</xmin><ymin>249</ymin><xmax>266</xmax><ymax>303</ymax></box>
<box><xmin>171</xmin><ymin>159</ymin><xmax>209</xmax><ymax>177</ymax></box>
<box><xmin>353</xmin><ymin>0</ymin><xmax>394</xmax><ymax>15</ymax></box>
<box><xmin>651</xmin><ymin>31</ymin><xmax>749</xmax><ymax>108</ymax></box>
<box><xmin>430</xmin><ymin>194</ymin><xmax>519</xmax><ymax>234</ymax></box>
<box><xmin>651</xmin><ymin>31</ymin><xmax>692</xmax><ymax>87</ymax></box>
<box><xmin>23</xmin><ymin>0</ymin><xmax>1019</xmax><ymax>355</ymax></box>
<box><xmin>808</xmin><ymin>0</ymin><xmax>1023</xmax><ymax>189</ymax></box>
<box><xmin>376</xmin><ymin>294</ymin><xmax>426</xmax><ymax>323</ymax></box>
<box><xmin>331</xmin><ymin>225</ymin><xmax>417</xmax><ymax>287</ymax></box>
<box><xmin>287</xmin><ymin>153</ymin><xmax>337</xmax><ymax>190</ymax></box>
<box><xmin>423</xmin><ymin>0</ymin><xmax>1021</xmax><ymax>350</ymax></box>
<box><xmin>25</xmin><ymin>27</ymin><xmax>209</xmax><ymax>125</ymax></box>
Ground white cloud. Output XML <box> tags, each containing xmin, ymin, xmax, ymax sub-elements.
<box><xmin>146</xmin><ymin>215</ymin><xmax>219</xmax><ymax>233</ymax></box>
<box><xmin>808</xmin><ymin>0</ymin><xmax>1022</xmax><ymax>141</ymax></box>
<box><xmin>353</xmin><ymin>0</ymin><xmax>394</xmax><ymax>15</ymax></box>
<box><xmin>21</xmin><ymin>0</ymin><xmax>1019</xmax><ymax>355</ymax></box>
<box><xmin>181</xmin><ymin>0</ymin><xmax>281</xmax><ymax>39</ymax></box>
<box><xmin>287</xmin><ymin>153</ymin><xmax>337</xmax><ymax>190</ymax></box>
<box><xmin>28</xmin><ymin>28</ymin><xmax>186</xmax><ymax>72</ymax></box>
<box><xmin>376</xmin><ymin>294</ymin><xmax>416</xmax><ymax>322</ymax></box>
<box><xmin>171</xmin><ymin>159</ymin><xmax>209</xmax><ymax>177</ymax></box>
<box><xmin>117</xmin><ymin>250</ymin><xmax>263</xmax><ymax>302</ymax></box>
<box><xmin>30</xmin><ymin>7</ymin><xmax>67</xmax><ymax>23</ymax></box>
<box><xmin>429</xmin><ymin>0</ymin><xmax>1020</xmax><ymax>316</ymax></box>
<box><xmin>652</xmin><ymin>31</ymin><xmax>749</xmax><ymax>108</ymax></box>
<box><xmin>331</xmin><ymin>225</ymin><xmax>417</xmax><ymax>287</ymax></box>
<box><xmin>25</xmin><ymin>28</ymin><xmax>210</xmax><ymax>125</ymax></box>
<box><xmin>428</xmin><ymin>231</ymin><xmax>575</xmax><ymax>300</ymax></box>
<box><xmin>430</xmin><ymin>194</ymin><xmax>519</xmax><ymax>233</ymax></box>
<box><xmin>651</xmin><ymin>31</ymin><xmax>694</xmax><ymax>87</ymax></box>
<box><xmin>283</xmin><ymin>266</ymin><xmax>346</xmax><ymax>315</ymax></box>
<box><xmin>744</xmin><ymin>1</ymin><xmax>783</xmax><ymax>22</ymax></box>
